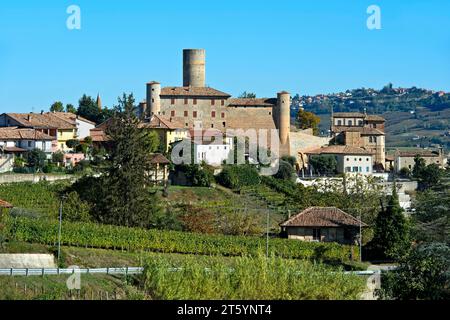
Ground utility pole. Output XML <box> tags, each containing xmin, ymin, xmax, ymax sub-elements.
<box><xmin>57</xmin><ymin>195</ymin><xmax>67</xmax><ymax>263</ymax></box>
<box><xmin>266</xmin><ymin>209</ymin><xmax>269</xmax><ymax>259</ymax></box>
<box><xmin>359</xmin><ymin>209</ymin><xmax>362</xmax><ymax>263</ymax></box>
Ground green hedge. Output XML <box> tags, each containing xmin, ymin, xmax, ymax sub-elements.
<box><xmin>6</xmin><ymin>217</ymin><xmax>359</xmax><ymax>262</ymax></box>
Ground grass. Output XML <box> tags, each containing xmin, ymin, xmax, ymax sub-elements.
<box><xmin>141</xmin><ymin>254</ymin><xmax>367</xmax><ymax>300</ymax></box>
<box><xmin>0</xmin><ymin>274</ymin><xmax>145</xmax><ymax>300</ymax></box>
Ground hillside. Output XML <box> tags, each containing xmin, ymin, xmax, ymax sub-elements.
<box><xmin>291</xmin><ymin>85</ymin><xmax>450</xmax><ymax>149</ymax></box>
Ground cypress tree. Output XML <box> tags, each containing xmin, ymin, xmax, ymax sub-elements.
<box><xmin>372</xmin><ymin>182</ymin><xmax>411</xmax><ymax>260</ymax></box>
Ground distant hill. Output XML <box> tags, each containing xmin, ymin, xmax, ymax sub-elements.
<box><xmin>291</xmin><ymin>84</ymin><xmax>450</xmax><ymax>149</ymax></box>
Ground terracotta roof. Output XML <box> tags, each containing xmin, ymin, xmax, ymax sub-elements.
<box><xmin>4</xmin><ymin>112</ymin><xmax>76</xmax><ymax>129</ymax></box>
<box><xmin>307</xmin><ymin>145</ymin><xmax>374</xmax><ymax>155</ymax></box>
<box><xmin>3</xmin><ymin>146</ymin><xmax>26</xmax><ymax>153</ymax></box>
<box><xmin>365</xmin><ymin>115</ymin><xmax>385</xmax><ymax>121</ymax></box>
<box><xmin>396</xmin><ymin>150</ymin><xmax>440</xmax><ymax>158</ymax></box>
<box><xmin>160</xmin><ymin>86</ymin><xmax>231</xmax><ymax>97</ymax></box>
<box><xmin>0</xmin><ymin>127</ymin><xmax>54</xmax><ymax>140</ymax></box>
<box><xmin>188</xmin><ymin>128</ymin><xmax>233</xmax><ymax>145</ymax></box>
<box><xmin>280</xmin><ymin>207</ymin><xmax>368</xmax><ymax>228</ymax></box>
<box><xmin>52</xmin><ymin>112</ymin><xmax>96</xmax><ymax>125</ymax></box>
<box><xmin>333</xmin><ymin>126</ymin><xmax>384</xmax><ymax>135</ymax></box>
<box><xmin>149</xmin><ymin>153</ymin><xmax>170</xmax><ymax>164</ymax></box>
<box><xmin>0</xmin><ymin>199</ymin><xmax>13</xmax><ymax>208</ymax></box>
<box><xmin>90</xmin><ymin>129</ymin><xmax>110</xmax><ymax>142</ymax></box>
<box><xmin>139</xmin><ymin>115</ymin><xmax>185</xmax><ymax>130</ymax></box>
<box><xmin>227</xmin><ymin>98</ymin><xmax>277</xmax><ymax>107</ymax></box>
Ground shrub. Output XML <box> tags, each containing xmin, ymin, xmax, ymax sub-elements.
<box><xmin>216</xmin><ymin>165</ymin><xmax>260</xmax><ymax>190</ymax></box>
<box><xmin>274</xmin><ymin>160</ymin><xmax>295</xmax><ymax>180</ymax></box>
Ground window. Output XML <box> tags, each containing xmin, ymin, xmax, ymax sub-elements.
<box><xmin>337</xmin><ymin>120</ymin><xmax>342</xmax><ymax>125</ymax></box>
<box><xmin>345</xmin><ymin>167</ymin><xmax>351</xmax><ymax>172</ymax></box>
<box><xmin>211</xmin><ymin>111</ymin><xmax>216</xmax><ymax>118</ymax></box>
<box><xmin>193</xmin><ymin>111</ymin><xmax>197</xmax><ymax>118</ymax></box>
<box><xmin>373</xmin><ymin>136</ymin><xmax>377</xmax><ymax>143</ymax></box>
<box><xmin>359</xmin><ymin>158</ymin><xmax>362</xmax><ymax>161</ymax></box>
<box><xmin>151</xmin><ymin>98</ymin><xmax>154</xmax><ymax>103</ymax></box>
<box><xmin>369</xmin><ymin>136</ymin><xmax>373</xmax><ymax>143</ymax></box>
<box><xmin>222</xmin><ymin>122</ymin><xmax>226</xmax><ymax>128</ymax></box>
<box><xmin>171</xmin><ymin>110</ymin><xmax>175</xmax><ymax>117</ymax></box>
<box><xmin>193</xmin><ymin>98</ymin><xmax>197</xmax><ymax>105</ymax></box>
<box><xmin>221</xmin><ymin>100</ymin><xmax>224</xmax><ymax>106</ymax></box>
<box><xmin>313</xmin><ymin>229</ymin><xmax>321</xmax><ymax>241</ymax></box>
<box><xmin>184</xmin><ymin>98</ymin><xmax>188</xmax><ymax>104</ymax></box>
<box><xmin>373</xmin><ymin>123</ymin><xmax>377</xmax><ymax>128</ymax></box>
<box><xmin>211</xmin><ymin>124</ymin><xmax>214</xmax><ymax>128</ymax></box>
<box><xmin>346</xmin><ymin>158</ymin><xmax>349</xmax><ymax>161</ymax></box>
<box><xmin>366</xmin><ymin>167</ymin><xmax>370</xmax><ymax>172</ymax></box>
<box><xmin>171</xmin><ymin>98</ymin><xmax>175</xmax><ymax>105</ymax></box>
<box><xmin>221</xmin><ymin>112</ymin><xmax>225</xmax><ymax>118</ymax></box>
<box><xmin>353</xmin><ymin>166</ymin><xmax>358</xmax><ymax>172</ymax></box>
<box><xmin>348</xmin><ymin>120</ymin><xmax>353</xmax><ymax>126</ymax></box>
<box><xmin>184</xmin><ymin>111</ymin><xmax>188</xmax><ymax>117</ymax></box>
<box><xmin>211</xmin><ymin>99</ymin><xmax>215</xmax><ymax>105</ymax></box>
<box><xmin>358</xmin><ymin>120</ymin><xmax>363</xmax><ymax>126</ymax></box>
<box><xmin>366</xmin><ymin>158</ymin><xmax>369</xmax><ymax>161</ymax></box>
<box><xmin>28</xmin><ymin>141</ymin><xmax>32</xmax><ymax>147</ymax></box>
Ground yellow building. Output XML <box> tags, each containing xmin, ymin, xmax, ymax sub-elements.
<box><xmin>139</xmin><ymin>115</ymin><xmax>188</xmax><ymax>152</ymax></box>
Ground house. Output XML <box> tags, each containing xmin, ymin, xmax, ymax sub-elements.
<box><xmin>189</xmin><ymin>129</ymin><xmax>234</xmax><ymax>166</ymax></box>
<box><xmin>280</xmin><ymin>207</ymin><xmax>368</xmax><ymax>244</ymax></box>
<box><xmin>0</xmin><ymin>127</ymin><xmax>54</xmax><ymax>156</ymax></box>
<box><xmin>0</xmin><ymin>112</ymin><xmax>95</xmax><ymax>152</ymax></box>
<box><xmin>331</xmin><ymin>112</ymin><xmax>385</xmax><ymax>170</ymax></box>
<box><xmin>148</xmin><ymin>153</ymin><xmax>170</xmax><ymax>186</ymax></box>
<box><xmin>139</xmin><ymin>115</ymin><xmax>188</xmax><ymax>152</ymax></box>
<box><xmin>306</xmin><ymin>145</ymin><xmax>374</xmax><ymax>175</ymax></box>
<box><xmin>394</xmin><ymin>148</ymin><xmax>446</xmax><ymax>173</ymax></box>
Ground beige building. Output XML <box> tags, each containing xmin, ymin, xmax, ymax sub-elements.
<box><xmin>306</xmin><ymin>145</ymin><xmax>374</xmax><ymax>175</ymax></box>
<box><xmin>280</xmin><ymin>207</ymin><xmax>368</xmax><ymax>245</ymax></box>
<box><xmin>138</xmin><ymin>49</ymin><xmax>291</xmax><ymax>157</ymax></box>
<box><xmin>394</xmin><ymin>149</ymin><xmax>446</xmax><ymax>172</ymax></box>
<box><xmin>331</xmin><ymin>112</ymin><xmax>385</xmax><ymax>170</ymax></box>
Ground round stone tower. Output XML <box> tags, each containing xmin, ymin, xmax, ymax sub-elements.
<box><xmin>277</xmin><ymin>91</ymin><xmax>291</xmax><ymax>147</ymax></box>
<box><xmin>183</xmin><ymin>49</ymin><xmax>205</xmax><ymax>87</ymax></box>
<box><xmin>146</xmin><ymin>81</ymin><xmax>161</xmax><ymax>117</ymax></box>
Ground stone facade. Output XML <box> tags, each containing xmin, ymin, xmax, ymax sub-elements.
<box><xmin>139</xmin><ymin>49</ymin><xmax>291</xmax><ymax>157</ymax></box>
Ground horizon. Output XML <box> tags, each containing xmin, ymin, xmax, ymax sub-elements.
<box><xmin>1</xmin><ymin>0</ymin><xmax>449</xmax><ymax>112</ymax></box>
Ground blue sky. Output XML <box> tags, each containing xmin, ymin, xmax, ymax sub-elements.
<box><xmin>1</xmin><ymin>0</ymin><xmax>449</xmax><ymax>112</ymax></box>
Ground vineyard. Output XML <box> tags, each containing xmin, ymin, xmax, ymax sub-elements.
<box><xmin>142</xmin><ymin>254</ymin><xmax>366</xmax><ymax>300</ymax></box>
<box><xmin>6</xmin><ymin>217</ymin><xmax>360</xmax><ymax>263</ymax></box>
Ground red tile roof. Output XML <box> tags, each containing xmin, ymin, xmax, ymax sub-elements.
<box><xmin>0</xmin><ymin>127</ymin><xmax>54</xmax><ymax>140</ymax></box>
<box><xmin>4</xmin><ymin>112</ymin><xmax>76</xmax><ymax>129</ymax></box>
<box><xmin>139</xmin><ymin>115</ymin><xmax>185</xmax><ymax>130</ymax></box>
<box><xmin>307</xmin><ymin>145</ymin><xmax>374</xmax><ymax>155</ymax></box>
<box><xmin>280</xmin><ymin>207</ymin><xmax>368</xmax><ymax>228</ymax></box>
<box><xmin>227</xmin><ymin>98</ymin><xmax>277</xmax><ymax>107</ymax></box>
<box><xmin>160</xmin><ymin>86</ymin><xmax>231</xmax><ymax>97</ymax></box>
<box><xmin>149</xmin><ymin>153</ymin><xmax>170</xmax><ymax>164</ymax></box>
<box><xmin>332</xmin><ymin>126</ymin><xmax>384</xmax><ymax>135</ymax></box>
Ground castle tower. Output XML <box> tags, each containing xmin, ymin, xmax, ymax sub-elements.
<box><xmin>96</xmin><ymin>93</ymin><xmax>102</xmax><ymax>111</ymax></box>
<box><xmin>277</xmin><ymin>91</ymin><xmax>291</xmax><ymax>156</ymax></box>
<box><xmin>146</xmin><ymin>81</ymin><xmax>161</xmax><ymax>117</ymax></box>
<box><xmin>183</xmin><ymin>49</ymin><xmax>205</xmax><ymax>87</ymax></box>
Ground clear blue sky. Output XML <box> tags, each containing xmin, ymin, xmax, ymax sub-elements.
<box><xmin>1</xmin><ymin>0</ymin><xmax>449</xmax><ymax>112</ymax></box>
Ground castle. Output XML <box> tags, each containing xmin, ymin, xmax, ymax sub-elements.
<box><xmin>139</xmin><ymin>49</ymin><xmax>291</xmax><ymax>156</ymax></box>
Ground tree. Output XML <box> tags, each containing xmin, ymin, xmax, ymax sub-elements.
<box><xmin>377</xmin><ymin>242</ymin><xmax>450</xmax><ymax>300</ymax></box>
<box><xmin>413</xmin><ymin>156</ymin><xmax>443</xmax><ymax>190</ymax></box>
<box><xmin>66</xmin><ymin>104</ymin><xmax>77</xmax><ymax>114</ymax></box>
<box><xmin>24</xmin><ymin>149</ymin><xmax>47</xmax><ymax>172</ymax></box>
<box><xmin>51</xmin><ymin>151</ymin><xmax>64</xmax><ymax>165</ymax></box>
<box><xmin>50</xmin><ymin>101</ymin><xmax>64</xmax><ymax>112</ymax></box>
<box><xmin>297</xmin><ymin>109</ymin><xmax>321</xmax><ymax>135</ymax></box>
<box><xmin>66</xmin><ymin>139</ymin><xmax>80</xmax><ymax>150</ymax></box>
<box><xmin>177</xmin><ymin>164</ymin><xmax>214</xmax><ymax>187</ymax></box>
<box><xmin>77</xmin><ymin>94</ymin><xmax>100</xmax><ymax>123</ymax></box>
<box><xmin>92</xmin><ymin>93</ymin><xmax>161</xmax><ymax>227</ymax></box>
<box><xmin>371</xmin><ymin>183</ymin><xmax>410</xmax><ymax>260</ymax></box>
<box><xmin>238</xmin><ymin>91</ymin><xmax>256</xmax><ymax>98</ymax></box>
<box><xmin>274</xmin><ymin>160</ymin><xmax>295</xmax><ymax>180</ymax></box>
<box><xmin>412</xmin><ymin>155</ymin><xmax>426</xmax><ymax>179</ymax></box>
<box><xmin>309</xmin><ymin>155</ymin><xmax>337</xmax><ymax>175</ymax></box>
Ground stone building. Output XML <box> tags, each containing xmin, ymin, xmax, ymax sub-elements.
<box><xmin>139</xmin><ymin>49</ymin><xmax>291</xmax><ymax>157</ymax></box>
<box><xmin>280</xmin><ymin>207</ymin><xmax>368</xmax><ymax>244</ymax></box>
<box><xmin>331</xmin><ymin>112</ymin><xmax>385</xmax><ymax>170</ymax></box>
<box><xmin>394</xmin><ymin>148</ymin><xmax>446</xmax><ymax>172</ymax></box>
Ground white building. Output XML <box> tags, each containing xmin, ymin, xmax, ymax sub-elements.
<box><xmin>0</xmin><ymin>127</ymin><xmax>54</xmax><ymax>154</ymax></box>
<box><xmin>307</xmin><ymin>145</ymin><xmax>374</xmax><ymax>175</ymax></box>
<box><xmin>190</xmin><ymin>129</ymin><xmax>234</xmax><ymax>166</ymax></box>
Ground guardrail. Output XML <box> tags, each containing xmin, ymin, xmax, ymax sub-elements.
<box><xmin>0</xmin><ymin>267</ymin><xmax>143</xmax><ymax>276</ymax></box>
<box><xmin>0</xmin><ymin>267</ymin><xmax>382</xmax><ymax>277</ymax></box>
